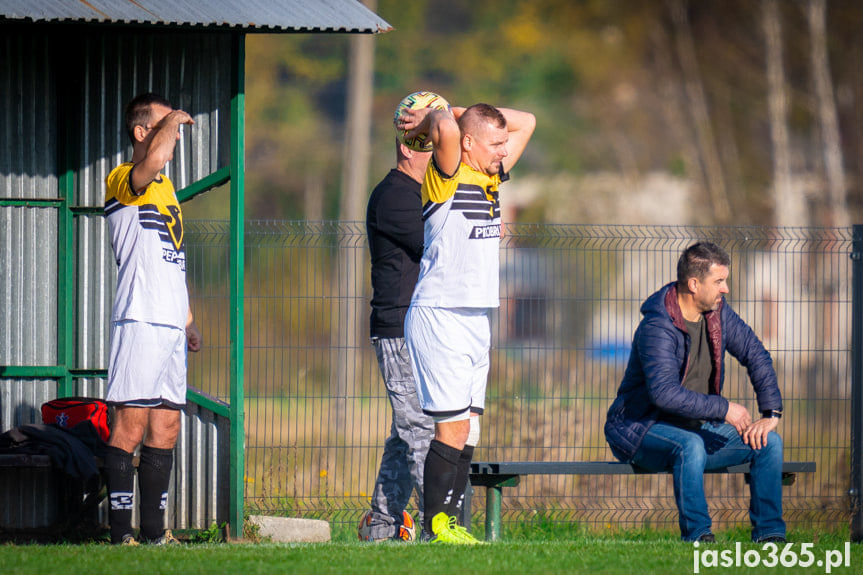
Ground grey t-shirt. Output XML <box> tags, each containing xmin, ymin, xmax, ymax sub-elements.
<box><xmin>683</xmin><ymin>315</ymin><xmax>711</xmax><ymax>396</ymax></box>
<box><xmin>660</xmin><ymin>314</ymin><xmax>711</xmax><ymax>429</ymax></box>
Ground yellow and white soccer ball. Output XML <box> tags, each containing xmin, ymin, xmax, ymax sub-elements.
<box><xmin>393</xmin><ymin>91</ymin><xmax>451</xmax><ymax>152</ymax></box>
<box><xmin>357</xmin><ymin>510</ymin><xmax>416</xmax><ymax>542</ymax></box>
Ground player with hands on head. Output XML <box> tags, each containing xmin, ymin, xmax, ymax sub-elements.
<box><xmin>605</xmin><ymin>242</ymin><xmax>785</xmax><ymax>544</ymax></box>
<box><xmin>400</xmin><ymin>98</ymin><xmax>535</xmax><ymax>544</ymax></box>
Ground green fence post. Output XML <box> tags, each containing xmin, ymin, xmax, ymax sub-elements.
<box><xmin>56</xmin><ymin>51</ymin><xmax>77</xmax><ymax>398</ymax></box>
<box><xmin>228</xmin><ymin>31</ymin><xmax>247</xmax><ymax>541</ymax></box>
<box><xmin>851</xmin><ymin>224</ymin><xmax>863</xmax><ymax>542</ymax></box>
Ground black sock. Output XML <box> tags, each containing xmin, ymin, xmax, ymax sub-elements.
<box><xmin>138</xmin><ymin>445</ymin><xmax>174</xmax><ymax>541</ymax></box>
<box><xmin>448</xmin><ymin>444</ymin><xmax>475</xmax><ymax>520</ymax></box>
<box><xmin>104</xmin><ymin>445</ymin><xmax>135</xmax><ymax>544</ymax></box>
<box><xmin>423</xmin><ymin>439</ymin><xmax>462</xmax><ymax>534</ymax></box>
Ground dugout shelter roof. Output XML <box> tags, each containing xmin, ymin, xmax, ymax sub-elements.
<box><xmin>0</xmin><ymin>0</ymin><xmax>392</xmax><ymax>33</ymax></box>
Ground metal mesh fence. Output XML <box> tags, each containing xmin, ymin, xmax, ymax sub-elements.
<box><xmin>185</xmin><ymin>221</ymin><xmax>851</xmax><ymax>533</ymax></box>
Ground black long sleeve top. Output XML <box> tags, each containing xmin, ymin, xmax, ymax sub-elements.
<box><xmin>365</xmin><ymin>169</ymin><xmax>424</xmax><ymax>338</ymax></box>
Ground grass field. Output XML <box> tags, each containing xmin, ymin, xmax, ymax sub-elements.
<box><xmin>2</xmin><ymin>523</ymin><xmax>859</xmax><ymax>575</ymax></box>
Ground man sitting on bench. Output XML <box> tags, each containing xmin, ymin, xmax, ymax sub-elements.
<box><xmin>604</xmin><ymin>242</ymin><xmax>786</xmax><ymax>544</ymax></box>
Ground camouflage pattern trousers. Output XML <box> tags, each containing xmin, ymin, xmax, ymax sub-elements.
<box><xmin>367</xmin><ymin>337</ymin><xmax>435</xmax><ymax>539</ymax></box>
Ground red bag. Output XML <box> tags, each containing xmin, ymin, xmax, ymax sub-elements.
<box><xmin>41</xmin><ymin>397</ymin><xmax>110</xmax><ymax>442</ymax></box>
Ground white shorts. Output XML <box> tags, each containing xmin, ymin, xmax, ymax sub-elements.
<box><xmin>404</xmin><ymin>306</ymin><xmax>490</xmax><ymax>419</ymax></box>
<box><xmin>107</xmin><ymin>320</ymin><xmax>187</xmax><ymax>408</ymax></box>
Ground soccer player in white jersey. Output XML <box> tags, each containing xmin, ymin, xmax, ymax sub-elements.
<box><xmin>398</xmin><ymin>102</ymin><xmax>535</xmax><ymax>543</ymax></box>
<box><xmin>103</xmin><ymin>93</ymin><xmax>202</xmax><ymax>545</ymax></box>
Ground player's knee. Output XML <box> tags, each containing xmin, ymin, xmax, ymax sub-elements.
<box><xmin>109</xmin><ymin>411</ymin><xmax>147</xmax><ymax>450</ymax></box>
<box><xmin>109</xmin><ymin>430</ymin><xmax>144</xmax><ymax>453</ymax></box>
<box><xmin>767</xmin><ymin>430</ymin><xmax>782</xmax><ymax>447</ymax></box>
<box><xmin>433</xmin><ymin>417</ymin><xmax>470</xmax><ymax>449</ymax></box>
<box><xmin>145</xmin><ymin>429</ymin><xmax>179</xmax><ymax>450</ymax></box>
<box><xmin>145</xmin><ymin>410</ymin><xmax>181</xmax><ymax>449</ymax></box>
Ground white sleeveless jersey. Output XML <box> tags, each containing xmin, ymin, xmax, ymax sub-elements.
<box><xmin>104</xmin><ymin>163</ymin><xmax>188</xmax><ymax>329</ymax></box>
<box><xmin>410</xmin><ymin>159</ymin><xmax>506</xmax><ymax>309</ymax></box>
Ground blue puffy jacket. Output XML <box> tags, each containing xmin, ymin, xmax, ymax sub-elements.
<box><xmin>604</xmin><ymin>282</ymin><xmax>783</xmax><ymax>462</ymax></box>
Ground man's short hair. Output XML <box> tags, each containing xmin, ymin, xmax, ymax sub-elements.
<box><xmin>125</xmin><ymin>93</ymin><xmax>172</xmax><ymax>144</ymax></box>
<box><xmin>677</xmin><ymin>242</ymin><xmax>731</xmax><ymax>286</ymax></box>
<box><xmin>458</xmin><ymin>103</ymin><xmax>506</xmax><ymax>136</ymax></box>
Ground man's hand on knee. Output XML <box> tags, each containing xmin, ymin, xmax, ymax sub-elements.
<box><xmin>724</xmin><ymin>402</ymin><xmax>751</xmax><ymax>435</ymax></box>
<box><xmin>742</xmin><ymin>417</ymin><xmax>779</xmax><ymax>449</ymax></box>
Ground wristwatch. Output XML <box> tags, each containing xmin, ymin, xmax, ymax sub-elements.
<box><xmin>761</xmin><ymin>409</ymin><xmax>783</xmax><ymax>419</ymax></box>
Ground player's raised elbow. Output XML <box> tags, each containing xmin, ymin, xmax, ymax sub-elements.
<box><xmin>516</xmin><ymin>111</ymin><xmax>536</xmax><ymax>138</ymax></box>
<box><xmin>430</xmin><ymin>113</ymin><xmax>462</xmax><ymax>175</ymax></box>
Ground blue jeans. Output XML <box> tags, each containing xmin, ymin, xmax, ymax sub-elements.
<box><xmin>631</xmin><ymin>421</ymin><xmax>785</xmax><ymax>542</ymax></box>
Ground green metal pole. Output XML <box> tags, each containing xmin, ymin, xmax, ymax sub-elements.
<box><xmin>56</xmin><ymin>39</ymin><xmax>77</xmax><ymax>399</ymax></box>
<box><xmin>479</xmin><ymin>476</ymin><xmax>518</xmax><ymax>542</ymax></box>
<box><xmin>851</xmin><ymin>225</ymin><xmax>863</xmax><ymax>542</ymax></box>
<box><xmin>229</xmin><ymin>31</ymin><xmax>247</xmax><ymax>540</ymax></box>
<box><xmin>485</xmin><ymin>486</ymin><xmax>502</xmax><ymax>542</ymax></box>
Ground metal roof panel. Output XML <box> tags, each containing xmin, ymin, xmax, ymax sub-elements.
<box><xmin>0</xmin><ymin>0</ymin><xmax>392</xmax><ymax>33</ymax></box>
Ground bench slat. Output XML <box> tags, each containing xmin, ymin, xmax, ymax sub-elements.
<box><xmin>0</xmin><ymin>453</ymin><xmax>53</xmax><ymax>467</ymax></box>
<box><xmin>470</xmin><ymin>460</ymin><xmax>815</xmax><ymax>476</ymax></box>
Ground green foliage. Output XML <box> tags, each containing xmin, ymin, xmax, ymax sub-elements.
<box><xmin>240</xmin><ymin>0</ymin><xmax>863</xmax><ymax>224</ymax></box>
<box><xmin>181</xmin><ymin>183</ymin><xmax>231</xmax><ymax>221</ymax></box>
<box><xmin>245</xmin><ymin>35</ymin><xmax>348</xmax><ymax>220</ymax></box>
<box><xmin>191</xmin><ymin>522</ymin><xmax>227</xmax><ymax>543</ymax></box>
<box><xmin>243</xmin><ymin>515</ymin><xmax>270</xmax><ymax>543</ymax></box>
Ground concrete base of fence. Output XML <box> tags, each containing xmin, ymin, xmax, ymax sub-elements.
<box><xmin>247</xmin><ymin>515</ymin><xmax>331</xmax><ymax>543</ymax></box>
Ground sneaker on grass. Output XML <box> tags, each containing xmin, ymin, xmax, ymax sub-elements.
<box><xmin>147</xmin><ymin>530</ymin><xmax>181</xmax><ymax>545</ymax></box>
<box><xmin>120</xmin><ymin>534</ymin><xmax>139</xmax><ymax>546</ymax></box>
<box><xmin>430</xmin><ymin>512</ymin><xmax>483</xmax><ymax>545</ymax></box>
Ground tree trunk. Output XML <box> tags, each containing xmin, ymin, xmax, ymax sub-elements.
<box><xmin>806</xmin><ymin>0</ymin><xmax>849</xmax><ymax>228</ymax></box>
<box><xmin>339</xmin><ymin>4</ymin><xmax>376</xmax><ymax>222</ymax></box>
<box><xmin>667</xmin><ymin>0</ymin><xmax>731</xmax><ymax>222</ymax></box>
<box><xmin>713</xmin><ymin>83</ymin><xmax>746</xmax><ymax>222</ymax></box>
<box><xmin>304</xmin><ymin>171</ymin><xmax>324</xmax><ymax>222</ymax></box>
<box><xmin>649</xmin><ymin>19</ymin><xmax>707</xmax><ymax>224</ymax></box>
<box><xmin>763</xmin><ymin>0</ymin><xmax>804</xmax><ymax>227</ymax></box>
<box><xmin>332</xmin><ymin>0</ymin><xmax>377</xmax><ymax>441</ymax></box>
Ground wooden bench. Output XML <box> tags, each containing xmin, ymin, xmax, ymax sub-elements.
<box><xmin>467</xmin><ymin>460</ymin><xmax>817</xmax><ymax>541</ymax></box>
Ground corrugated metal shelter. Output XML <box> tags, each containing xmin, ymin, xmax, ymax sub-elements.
<box><xmin>0</xmin><ymin>0</ymin><xmax>391</xmax><ymax>539</ymax></box>
<box><xmin>0</xmin><ymin>0</ymin><xmax>391</xmax><ymax>32</ymax></box>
